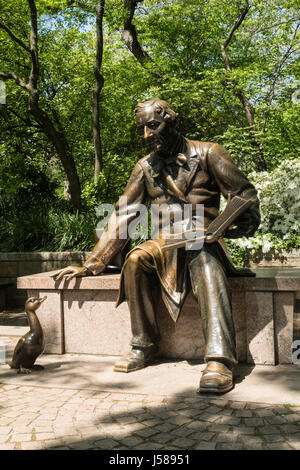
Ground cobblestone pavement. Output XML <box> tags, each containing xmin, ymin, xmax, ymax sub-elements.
<box><xmin>0</xmin><ymin>383</ymin><xmax>300</xmax><ymax>450</ymax></box>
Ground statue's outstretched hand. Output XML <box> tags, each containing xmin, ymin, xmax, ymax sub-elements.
<box><xmin>51</xmin><ymin>266</ymin><xmax>91</xmax><ymax>281</ymax></box>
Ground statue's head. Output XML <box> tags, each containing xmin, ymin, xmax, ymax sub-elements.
<box><xmin>134</xmin><ymin>99</ymin><xmax>178</xmax><ymax>153</ymax></box>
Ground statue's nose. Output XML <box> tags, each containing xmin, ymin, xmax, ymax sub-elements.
<box><xmin>144</xmin><ymin>126</ymin><xmax>153</xmax><ymax>139</ymax></box>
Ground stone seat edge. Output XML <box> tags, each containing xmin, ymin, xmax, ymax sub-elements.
<box><xmin>16</xmin><ymin>270</ymin><xmax>300</xmax><ymax>292</ymax></box>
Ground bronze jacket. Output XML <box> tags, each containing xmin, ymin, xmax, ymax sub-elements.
<box><xmin>84</xmin><ymin>139</ymin><xmax>260</xmax><ymax>320</ymax></box>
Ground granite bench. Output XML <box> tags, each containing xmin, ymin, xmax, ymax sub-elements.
<box><xmin>17</xmin><ymin>268</ymin><xmax>300</xmax><ymax>365</ymax></box>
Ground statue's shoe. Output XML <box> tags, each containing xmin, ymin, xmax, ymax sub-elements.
<box><xmin>198</xmin><ymin>361</ymin><xmax>234</xmax><ymax>394</ymax></box>
<box><xmin>113</xmin><ymin>346</ymin><xmax>158</xmax><ymax>373</ymax></box>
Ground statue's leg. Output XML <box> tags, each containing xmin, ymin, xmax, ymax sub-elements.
<box><xmin>188</xmin><ymin>244</ymin><xmax>237</xmax><ymax>393</ymax></box>
<box><xmin>114</xmin><ymin>249</ymin><xmax>160</xmax><ymax>372</ymax></box>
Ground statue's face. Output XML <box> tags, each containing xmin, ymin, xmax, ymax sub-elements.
<box><xmin>135</xmin><ymin>106</ymin><xmax>173</xmax><ymax>154</ymax></box>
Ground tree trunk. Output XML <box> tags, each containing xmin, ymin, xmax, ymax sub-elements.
<box><xmin>220</xmin><ymin>1</ymin><xmax>267</xmax><ymax>171</ymax></box>
<box><xmin>92</xmin><ymin>0</ymin><xmax>105</xmax><ymax>183</ymax></box>
<box><xmin>28</xmin><ymin>102</ymin><xmax>81</xmax><ymax>211</ymax></box>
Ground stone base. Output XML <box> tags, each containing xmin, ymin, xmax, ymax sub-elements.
<box><xmin>17</xmin><ymin>270</ymin><xmax>300</xmax><ymax>365</ymax></box>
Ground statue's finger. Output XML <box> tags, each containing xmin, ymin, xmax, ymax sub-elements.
<box><xmin>65</xmin><ymin>272</ymin><xmax>78</xmax><ymax>281</ymax></box>
<box><xmin>50</xmin><ymin>270</ymin><xmax>63</xmax><ymax>279</ymax></box>
<box><xmin>55</xmin><ymin>268</ymin><xmax>73</xmax><ymax>280</ymax></box>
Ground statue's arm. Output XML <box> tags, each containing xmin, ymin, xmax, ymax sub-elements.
<box><xmin>52</xmin><ymin>162</ymin><xmax>146</xmax><ymax>280</ymax></box>
<box><xmin>207</xmin><ymin>143</ymin><xmax>260</xmax><ymax>238</ymax></box>
<box><xmin>83</xmin><ymin>163</ymin><xmax>146</xmax><ymax>275</ymax></box>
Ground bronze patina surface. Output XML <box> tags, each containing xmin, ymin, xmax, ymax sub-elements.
<box><xmin>9</xmin><ymin>296</ymin><xmax>47</xmax><ymax>374</ymax></box>
<box><xmin>52</xmin><ymin>99</ymin><xmax>260</xmax><ymax>393</ymax></box>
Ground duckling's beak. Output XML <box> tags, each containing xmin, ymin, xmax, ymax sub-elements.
<box><xmin>38</xmin><ymin>296</ymin><xmax>47</xmax><ymax>305</ymax></box>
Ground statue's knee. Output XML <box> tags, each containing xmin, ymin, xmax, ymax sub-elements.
<box><xmin>126</xmin><ymin>250</ymin><xmax>150</xmax><ymax>269</ymax></box>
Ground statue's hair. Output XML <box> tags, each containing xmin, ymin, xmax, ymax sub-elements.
<box><xmin>134</xmin><ymin>99</ymin><xmax>178</xmax><ymax>124</ymax></box>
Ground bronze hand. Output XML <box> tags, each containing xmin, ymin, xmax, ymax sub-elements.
<box><xmin>50</xmin><ymin>266</ymin><xmax>93</xmax><ymax>281</ymax></box>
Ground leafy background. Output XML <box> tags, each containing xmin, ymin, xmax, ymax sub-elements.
<box><xmin>0</xmin><ymin>0</ymin><xmax>299</xmax><ymax>265</ymax></box>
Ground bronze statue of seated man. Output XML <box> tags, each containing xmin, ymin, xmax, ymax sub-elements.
<box><xmin>53</xmin><ymin>99</ymin><xmax>260</xmax><ymax>394</ymax></box>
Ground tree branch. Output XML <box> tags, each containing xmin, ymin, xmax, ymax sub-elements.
<box><xmin>3</xmin><ymin>105</ymin><xmax>40</xmax><ymax>127</ymax></box>
<box><xmin>262</xmin><ymin>22</ymin><xmax>300</xmax><ymax>134</ymax></box>
<box><xmin>0</xmin><ymin>71</ymin><xmax>30</xmax><ymax>91</ymax></box>
<box><xmin>27</xmin><ymin>0</ymin><xmax>39</xmax><ymax>93</ymax></box>
<box><xmin>0</xmin><ymin>20</ymin><xmax>31</xmax><ymax>53</ymax></box>
<box><xmin>120</xmin><ymin>0</ymin><xmax>164</xmax><ymax>80</ymax></box>
<box><xmin>223</xmin><ymin>1</ymin><xmax>250</xmax><ymax>49</ymax></box>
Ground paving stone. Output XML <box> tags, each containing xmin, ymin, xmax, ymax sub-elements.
<box><xmin>289</xmin><ymin>442</ymin><xmax>300</xmax><ymax>450</ymax></box>
<box><xmin>239</xmin><ymin>436</ymin><xmax>264</xmax><ymax>447</ymax></box>
<box><xmin>135</xmin><ymin>427</ymin><xmax>158</xmax><ymax>438</ymax></box>
<box><xmin>192</xmin><ymin>431</ymin><xmax>215</xmax><ymax>441</ymax></box>
<box><xmin>167</xmin><ymin>415</ymin><xmax>193</xmax><ymax>426</ymax></box>
<box><xmin>208</xmin><ymin>399</ymin><xmax>228</xmax><ymax>407</ymax></box>
<box><xmin>220</xmin><ymin>409</ymin><xmax>233</xmax><ymax>416</ymax></box>
<box><xmin>263</xmin><ymin>434</ymin><xmax>286</xmax><ymax>443</ymax></box>
<box><xmin>215</xmin><ymin>433</ymin><xmax>237</xmax><ymax>443</ymax></box>
<box><xmin>93</xmin><ymin>438</ymin><xmax>120</xmax><ymax>449</ymax></box>
<box><xmin>243</xmin><ymin>417</ymin><xmax>265</xmax><ymax>427</ymax></box>
<box><xmin>231</xmin><ymin>426</ymin><xmax>256</xmax><ymax>435</ymax></box>
<box><xmin>0</xmin><ymin>434</ymin><xmax>9</xmax><ymax>443</ymax></box>
<box><xmin>284</xmin><ymin>433</ymin><xmax>300</xmax><ymax>445</ymax></box>
<box><xmin>170</xmin><ymin>437</ymin><xmax>197</xmax><ymax>449</ymax></box>
<box><xmin>35</xmin><ymin>432</ymin><xmax>57</xmax><ymax>440</ymax></box>
<box><xmin>10</xmin><ymin>433</ymin><xmax>33</xmax><ymax>442</ymax></box>
<box><xmin>245</xmin><ymin>403</ymin><xmax>270</xmax><ymax>409</ymax></box>
<box><xmin>280</xmin><ymin>424</ymin><xmax>300</xmax><ymax>434</ymax></box>
<box><xmin>234</xmin><ymin>410</ymin><xmax>253</xmax><ymax>418</ymax></box>
<box><xmin>205</xmin><ymin>405</ymin><xmax>224</xmax><ymax>415</ymax></box>
<box><xmin>0</xmin><ymin>426</ymin><xmax>12</xmax><ymax>435</ymax></box>
<box><xmin>243</xmin><ymin>443</ymin><xmax>264</xmax><ymax>450</ymax></box>
<box><xmin>217</xmin><ymin>443</ymin><xmax>244</xmax><ymax>450</ymax></box>
<box><xmin>77</xmin><ymin>426</ymin><xmax>102</xmax><ymax>437</ymax></box>
<box><xmin>0</xmin><ymin>417</ymin><xmax>14</xmax><ymax>425</ymax></box>
<box><xmin>48</xmin><ymin>445</ymin><xmax>71</xmax><ymax>450</ymax></box>
<box><xmin>118</xmin><ymin>436</ymin><xmax>144</xmax><ymax>447</ymax></box>
<box><xmin>0</xmin><ymin>444</ymin><xmax>16</xmax><ymax>450</ymax></box>
<box><xmin>284</xmin><ymin>414</ymin><xmax>300</xmax><ymax>424</ymax></box>
<box><xmin>217</xmin><ymin>416</ymin><xmax>241</xmax><ymax>426</ymax></box>
<box><xmin>20</xmin><ymin>442</ymin><xmax>46</xmax><ymax>450</ymax></box>
<box><xmin>258</xmin><ymin>425</ymin><xmax>281</xmax><ymax>435</ymax></box>
<box><xmin>228</xmin><ymin>402</ymin><xmax>246</xmax><ymax>410</ymax></box>
<box><xmin>140</xmin><ymin>418</ymin><xmax>161</xmax><ymax>427</ymax></box>
<box><xmin>152</xmin><ymin>433</ymin><xmax>173</xmax><ymax>444</ymax></box>
<box><xmin>265</xmin><ymin>443</ymin><xmax>293</xmax><ymax>450</ymax></box>
<box><xmin>135</xmin><ymin>442</ymin><xmax>164</xmax><ymax>450</ymax></box>
<box><xmin>255</xmin><ymin>409</ymin><xmax>276</xmax><ymax>417</ymax></box>
<box><xmin>265</xmin><ymin>415</ymin><xmax>288</xmax><ymax>425</ymax></box>
<box><xmin>194</xmin><ymin>441</ymin><xmax>216</xmax><ymax>450</ymax></box>
<box><xmin>273</xmin><ymin>407</ymin><xmax>293</xmax><ymax>415</ymax></box>
<box><xmin>68</xmin><ymin>441</ymin><xmax>96</xmax><ymax>450</ymax></box>
<box><xmin>0</xmin><ymin>374</ymin><xmax>299</xmax><ymax>452</ymax></box>
<box><xmin>184</xmin><ymin>421</ymin><xmax>209</xmax><ymax>432</ymax></box>
<box><xmin>178</xmin><ymin>408</ymin><xmax>203</xmax><ymax>418</ymax></box>
<box><xmin>171</xmin><ymin>427</ymin><xmax>194</xmax><ymax>438</ymax></box>
<box><xmin>208</xmin><ymin>424</ymin><xmax>230</xmax><ymax>433</ymax></box>
<box><xmin>198</xmin><ymin>413</ymin><xmax>220</xmax><ymax>423</ymax></box>
<box><xmin>154</xmin><ymin>422</ymin><xmax>177</xmax><ymax>433</ymax></box>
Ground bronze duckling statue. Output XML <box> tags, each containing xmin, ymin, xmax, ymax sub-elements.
<box><xmin>9</xmin><ymin>296</ymin><xmax>47</xmax><ymax>374</ymax></box>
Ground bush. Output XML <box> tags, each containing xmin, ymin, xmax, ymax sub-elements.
<box><xmin>226</xmin><ymin>158</ymin><xmax>300</xmax><ymax>266</ymax></box>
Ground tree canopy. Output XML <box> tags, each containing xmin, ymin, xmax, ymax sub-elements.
<box><xmin>0</xmin><ymin>0</ymin><xmax>299</xmax><ymax>255</ymax></box>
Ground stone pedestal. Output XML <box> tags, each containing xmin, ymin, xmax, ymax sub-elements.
<box><xmin>18</xmin><ymin>270</ymin><xmax>300</xmax><ymax>364</ymax></box>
